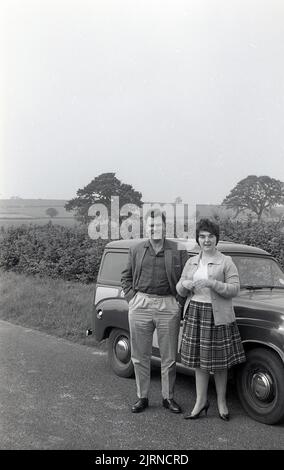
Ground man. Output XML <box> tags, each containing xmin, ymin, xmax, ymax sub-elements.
<box><xmin>121</xmin><ymin>209</ymin><xmax>188</xmax><ymax>413</ymax></box>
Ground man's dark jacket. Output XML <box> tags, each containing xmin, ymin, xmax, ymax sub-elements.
<box><xmin>121</xmin><ymin>239</ymin><xmax>188</xmax><ymax>306</ymax></box>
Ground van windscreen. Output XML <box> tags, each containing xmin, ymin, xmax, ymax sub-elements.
<box><xmin>99</xmin><ymin>251</ymin><xmax>128</xmax><ymax>283</ymax></box>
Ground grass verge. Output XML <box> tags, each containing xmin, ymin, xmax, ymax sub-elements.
<box><xmin>0</xmin><ymin>270</ymin><xmax>101</xmax><ymax>347</ymax></box>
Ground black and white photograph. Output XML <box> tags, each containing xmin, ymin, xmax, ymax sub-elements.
<box><xmin>1</xmin><ymin>0</ymin><xmax>284</xmax><ymax>459</ymax></box>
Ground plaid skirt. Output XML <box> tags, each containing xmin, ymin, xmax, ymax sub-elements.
<box><xmin>180</xmin><ymin>300</ymin><xmax>246</xmax><ymax>372</ymax></box>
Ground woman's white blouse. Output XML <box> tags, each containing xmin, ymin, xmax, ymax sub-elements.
<box><xmin>191</xmin><ymin>259</ymin><xmax>212</xmax><ymax>303</ymax></box>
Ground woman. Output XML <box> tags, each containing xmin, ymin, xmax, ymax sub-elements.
<box><xmin>176</xmin><ymin>218</ymin><xmax>245</xmax><ymax>420</ymax></box>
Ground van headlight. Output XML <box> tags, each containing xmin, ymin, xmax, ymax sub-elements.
<box><xmin>96</xmin><ymin>309</ymin><xmax>103</xmax><ymax>319</ymax></box>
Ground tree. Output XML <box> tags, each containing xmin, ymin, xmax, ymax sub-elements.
<box><xmin>46</xmin><ymin>208</ymin><xmax>58</xmax><ymax>218</ymax></box>
<box><xmin>222</xmin><ymin>175</ymin><xmax>284</xmax><ymax>220</ymax></box>
<box><xmin>65</xmin><ymin>172</ymin><xmax>143</xmax><ymax>223</ymax></box>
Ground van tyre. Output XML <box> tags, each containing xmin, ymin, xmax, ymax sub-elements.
<box><xmin>108</xmin><ymin>328</ymin><xmax>134</xmax><ymax>378</ymax></box>
<box><xmin>236</xmin><ymin>348</ymin><xmax>284</xmax><ymax>424</ymax></box>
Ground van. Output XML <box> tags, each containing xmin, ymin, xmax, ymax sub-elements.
<box><xmin>88</xmin><ymin>238</ymin><xmax>284</xmax><ymax>425</ymax></box>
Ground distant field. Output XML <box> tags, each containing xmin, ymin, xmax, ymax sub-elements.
<box><xmin>0</xmin><ymin>197</ymin><xmax>75</xmax><ymax>215</ymax></box>
<box><xmin>0</xmin><ymin>198</ymin><xmax>79</xmax><ymax>228</ymax></box>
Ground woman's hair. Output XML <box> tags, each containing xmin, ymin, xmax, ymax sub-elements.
<box><xmin>196</xmin><ymin>218</ymin><xmax>220</xmax><ymax>245</ymax></box>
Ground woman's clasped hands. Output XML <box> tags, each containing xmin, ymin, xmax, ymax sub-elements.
<box><xmin>182</xmin><ymin>278</ymin><xmax>213</xmax><ymax>290</ymax></box>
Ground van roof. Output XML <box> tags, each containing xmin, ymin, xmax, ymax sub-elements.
<box><xmin>105</xmin><ymin>238</ymin><xmax>269</xmax><ymax>255</ymax></box>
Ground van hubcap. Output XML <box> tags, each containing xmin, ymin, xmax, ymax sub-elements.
<box><xmin>115</xmin><ymin>337</ymin><xmax>131</xmax><ymax>363</ymax></box>
<box><xmin>251</xmin><ymin>371</ymin><xmax>274</xmax><ymax>402</ymax></box>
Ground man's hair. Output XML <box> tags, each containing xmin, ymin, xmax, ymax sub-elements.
<box><xmin>144</xmin><ymin>209</ymin><xmax>166</xmax><ymax>225</ymax></box>
<box><xmin>196</xmin><ymin>218</ymin><xmax>220</xmax><ymax>245</ymax></box>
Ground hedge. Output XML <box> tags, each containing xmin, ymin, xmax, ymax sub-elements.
<box><xmin>0</xmin><ymin>218</ymin><xmax>283</xmax><ymax>283</ymax></box>
<box><xmin>0</xmin><ymin>222</ymin><xmax>108</xmax><ymax>283</ymax></box>
<box><xmin>219</xmin><ymin>218</ymin><xmax>284</xmax><ymax>269</ymax></box>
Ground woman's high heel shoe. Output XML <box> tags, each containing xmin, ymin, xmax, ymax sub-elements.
<box><xmin>184</xmin><ymin>400</ymin><xmax>210</xmax><ymax>420</ymax></box>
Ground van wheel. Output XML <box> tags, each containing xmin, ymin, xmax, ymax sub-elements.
<box><xmin>108</xmin><ymin>328</ymin><xmax>134</xmax><ymax>378</ymax></box>
<box><xmin>236</xmin><ymin>348</ymin><xmax>284</xmax><ymax>424</ymax></box>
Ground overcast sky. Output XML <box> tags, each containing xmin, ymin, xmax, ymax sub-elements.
<box><xmin>1</xmin><ymin>0</ymin><xmax>284</xmax><ymax>205</ymax></box>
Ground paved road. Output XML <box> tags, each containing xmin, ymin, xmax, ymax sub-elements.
<box><xmin>0</xmin><ymin>320</ymin><xmax>283</xmax><ymax>450</ymax></box>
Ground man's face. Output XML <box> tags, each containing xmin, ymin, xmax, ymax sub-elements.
<box><xmin>145</xmin><ymin>215</ymin><xmax>165</xmax><ymax>240</ymax></box>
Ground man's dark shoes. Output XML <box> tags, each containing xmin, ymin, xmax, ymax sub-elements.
<box><xmin>162</xmin><ymin>398</ymin><xmax>182</xmax><ymax>413</ymax></box>
<box><xmin>131</xmin><ymin>398</ymin><xmax>149</xmax><ymax>413</ymax></box>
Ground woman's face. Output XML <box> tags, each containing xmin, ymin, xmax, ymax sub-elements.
<box><xmin>198</xmin><ymin>230</ymin><xmax>217</xmax><ymax>253</ymax></box>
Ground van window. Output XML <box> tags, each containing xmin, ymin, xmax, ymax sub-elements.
<box><xmin>99</xmin><ymin>251</ymin><xmax>128</xmax><ymax>283</ymax></box>
<box><xmin>232</xmin><ymin>255</ymin><xmax>284</xmax><ymax>287</ymax></box>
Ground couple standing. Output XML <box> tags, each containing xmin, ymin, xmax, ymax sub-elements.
<box><xmin>121</xmin><ymin>210</ymin><xmax>245</xmax><ymax>420</ymax></box>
